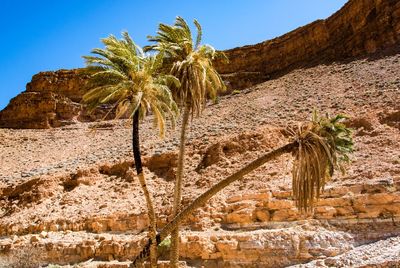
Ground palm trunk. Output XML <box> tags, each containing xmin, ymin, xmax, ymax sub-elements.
<box><xmin>132</xmin><ymin>141</ymin><xmax>298</xmax><ymax>265</ymax></box>
<box><xmin>170</xmin><ymin>104</ymin><xmax>190</xmax><ymax>267</ymax></box>
<box><xmin>132</xmin><ymin>111</ymin><xmax>158</xmax><ymax>268</ymax></box>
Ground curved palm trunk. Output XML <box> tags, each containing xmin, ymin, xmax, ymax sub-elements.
<box><xmin>132</xmin><ymin>111</ymin><xmax>158</xmax><ymax>268</ymax></box>
<box><xmin>132</xmin><ymin>141</ymin><xmax>298</xmax><ymax>265</ymax></box>
<box><xmin>170</xmin><ymin>104</ymin><xmax>191</xmax><ymax>267</ymax></box>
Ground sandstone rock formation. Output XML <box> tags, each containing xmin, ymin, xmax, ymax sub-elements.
<box><xmin>1</xmin><ymin>0</ymin><xmax>399</xmax><ymax>129</ymax></box>
<box><xmin>215</xmin><ymin>0</ymin><xmax>400</xmax><ymax>90</ymax></box>
<box><xmin>0</xmin><ymin>70</ymin><xmax>87</xmax><ymax>129</ymax></box>
<box><xmin>0</xmin><ymin>70</ymin><xmax>116</xmax><ymax>129</ymax></box>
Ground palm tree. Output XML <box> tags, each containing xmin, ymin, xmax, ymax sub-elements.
<box><xmin>131</xmin><ymin>113</ymin><xmax>354</xmax><ymax>266</ymax></box>
<box><xmin>145</xmin><ymin>16</ymin><xmax>226</xmax><ymax>267</ymax></box>
<box><xmin>82</xmin><ymin>32</ymin><xmax>179</xmax><ymax>268</ymax></box>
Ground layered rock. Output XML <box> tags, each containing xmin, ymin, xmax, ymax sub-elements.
<box><xmin>0</xmin><ymin>91</ymin><xmax>79</xmax><ymax>129</ymax></box>
<box><xmin>0</xmin><ymin>224</ymin><xmax>354</xmax><ymax>267</ymax></box>
<box><xmin>0</xmin><ymin>70</ymin><xmax>115</xmax><ymax>128</ymax></box>
<box><xmin>26</xmin><ymin>69</ymin><xmax>89</xmax><ymax>103</ymax></box>
<box><xmin>0</xmin><ymin>177</ymin><xmax>399</xmax><ymax>266</ymax></box>
<box><xmin>0</xmin><ymin>70</ymin><xmax>88</xmax><ymax>129</ymax></box>
<box><xmin>0</xmin><ymin>154</ymin><xmax>399</xmax><ymax>266</ymax></box>
<box><xmin>216</xmin><ymin>0</ymin><xmax>400</xmax><ymax>90</ymax></box>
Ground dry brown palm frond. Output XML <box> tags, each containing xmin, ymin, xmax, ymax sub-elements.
<box><xmin>291</xmin><ymin>123</ymin><xmax>331</xmax><ymax>211</ymax></box>
<box><xmin>290</xmin><ymin>112</ymin><xmax>353</xmax><ymax>212</ymax></box>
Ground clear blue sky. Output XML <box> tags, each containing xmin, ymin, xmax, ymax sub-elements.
<box><xmin>0</xmin><ymin>0</ymin><xmax>347</xmax><ymax>110</ymax></box>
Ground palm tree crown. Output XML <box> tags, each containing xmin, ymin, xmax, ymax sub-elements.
<box><xmin>145</xmin><ymin>16</ymin><xmax>226</xmax><ymax>116</ymax></box>
<box><xmin>82</xmin><ymin>32</ymin><xmax>179</xmax><ymax>136</ymax></box>
<box><xmin>290</xmin><ymin>112</ymin><xmax>354</xmax><ymax>211</ymax></box>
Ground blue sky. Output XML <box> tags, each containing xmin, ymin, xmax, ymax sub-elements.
<box><xmin>0</xmin><ymin>0</ymin><xmax>347</xmax><ymax>110</ymax></box>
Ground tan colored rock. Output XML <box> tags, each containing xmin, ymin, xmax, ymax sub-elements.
<box><xmin>254</xmin><ymin>208</ymin><xmax>270</xmax><ymax>222</ymax></box>
<box><xmin>226</xmin><ymin>208</ymin><xmax>254</xmax><ymax>224</ymax></box>
<box><xmin>0</xmin><ymin>1</ymin><xmax>399</xmax><ymax>267</ymax></box>
<box><xmin>226</xmin><ymin>192</ymin><xmax>271</xmax><ymax>203</ymax></box>
<box><xmin>272</xmin><ymin>208</ymin><xmax>301</xmax><ymax>221</ymax></box>
<box><xmin>357</xmin><ymin>205</ymin><xmax>383</xmax><ymax>219</ymax></box>
<box><xmin>0</xmin><ymin>69</ymin><xmax>114</xmax><ymax>129</ymax></box>
<box><xmin>39</xmin><ymin>231</ymin><xmax>48</xmax><ymax>239</ymax></box>
<box><xmin>267</xmin><ymin>199</ymin><xmax>294</xmax><ymax>210</ymax></box>
<box><xmin>215</xmin><ymin>240</ymin><xmax>238</xmax><ymax>255</ymax></box>
<box><xmin>335</xmin><ymin>206</ymin><xmax>356</xmax><ymax>217</ymax></box>
<box><xmin>314</xmin><ymin>206</ymin><xmax>337</xmax><ymax>219</ymax></box>
<box><xmin>226</xmin><ymin>195</ymin><xmax>243</xmax><ymax>203</ymax></box>
<box><xmin>353</xmin><ymin>193</ymin><xmax>396</xmax><ymax>206</ymax></box>
<box><xmin>30</xmin><ymin>235</ymin><xmax>40</xmax><ymax>243</ymax></box>
<box><xmin>272</xmin><ymin>190</ymin><xmax>292</xmax><ymax>199</ymax></box>
<box><xmin>0</xmin><ymin>92</ymin><xmax>80</xmax><ymax>129</ymax></box>
<box><xmin>214</xmin><ymin>0</ymin><xmax>400</xmax><ymax>90</ymax></box>
<box><xmin>317</xmin><ymin>197</ymin><xmax>352</xmax><ymax>207</ymax></box>
<box><xmin>26</xmin><ymin>69</ymin><xmax>89</xmax><ymax>102</ymax></box>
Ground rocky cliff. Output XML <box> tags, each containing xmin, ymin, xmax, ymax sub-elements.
<box><xmin>215</xmin><ymin>0</ymin><xmax>400</xmax><ymax>90</ymax></box>
<box><xmin>0</xmin><ymin>70</ymin><xmax>112</xmax><ymax>128</ymax></box>
<box><xmin>1</xmin><ymin>0</ymin><xmax>399</xmax><ymax>129</ymax></box>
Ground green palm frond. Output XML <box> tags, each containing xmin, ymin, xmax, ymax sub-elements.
<box><xmin>146</xmin><ymin>16</ymin><xmax>226</xmax><ymax>116</ymax></box>
<box><xmin>81</xmin><ymin>32</ymin><xmax>179</xmax><ymax>137</ymax></box>
<box><xmin>193</xmin><ymin>19</ymin><xmax>202</xmax><ymax>49</ymax></box>
<box><xmin>291</xmin><ymin>112</ymin><xmax>354</xmax><ymax>212</ymax></box>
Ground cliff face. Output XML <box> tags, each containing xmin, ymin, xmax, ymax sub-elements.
<box><xmin>1</xmin><ymin>0</ymin><xmax>399</xmax><ymax>129</ymax></box>
<box><xmin>0</xmin><ymin>70</ymin><xmax>111</xmax><ymax>129</ymax></box>
<box><xmin>0</xmin><ymin>70</ymin><xmax>87</xmax><ymax>129</ymax></box>
<box><xmin>216</xmin><ymin>0</ymin><xmax>400</xmax><ymax>90</ymax></box>
<box><xmin>25</xmin><ymin>69</ymin><xmax>89</xmax><ymax>103</ymax></box>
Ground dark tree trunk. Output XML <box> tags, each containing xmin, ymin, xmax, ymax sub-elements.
<box><xmin>132</xmin><ymin>110</ymin><xmax>158</xmax><ymax>268</ymax></box>
<box><xmin>132</xmin><ymin>111</ymin><xmax>143</xmax><ymax>174</ymax></box>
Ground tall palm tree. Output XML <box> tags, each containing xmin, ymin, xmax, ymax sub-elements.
<box><xmin>82</xmin><ymin>32</ymin><xmax>179</xmax><ymax>268</ymax></box>
<box><xmin>145</xmin><ymin>16</ymin><xmax>226</xmax><ymax>267</ymax></box>
<box><xmin>131</xmin><ymin>113</ymin><xmax>354</xmax><ymax>266</ymax></box>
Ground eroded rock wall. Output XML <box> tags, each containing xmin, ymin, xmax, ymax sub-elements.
<box><xmin>0</xmin><ymin>70</ymin><xmax>113</xmax><ymax>128</ymax></box>
<box><xmin>0</xmin><ymin>70</ymin><xmax>88</xmax><ymax>129</ymax></box>
<box><xmin>26</xmin><ymin>69</ymin><xmax>89</xmax><ymax>103</ymax></box>
<box><xmin>216</xmin><ymin>0</ymin><xmax>400</xmax><ymax>90</ymax></box>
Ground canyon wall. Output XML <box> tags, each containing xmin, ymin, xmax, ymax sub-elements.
<box><xmin>0</xmin><ymin>70</ymin><xmax>112</xmax><ymax>129</ymax></box>
<box><xmin>0</xmin><ymin>70</ymin><xmax>87</xmax><ymax>129</ymax></box>
<box><xmin>215</xmin><ymin>0</ymin><xmax>400</xmax><ymax>90</ymax></box>
<box><xmin>1</xmin><ymin>0</ymin><xmax>399</xmax><ymax>129</ymax></box>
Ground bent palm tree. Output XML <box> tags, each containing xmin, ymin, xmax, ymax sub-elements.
<box><xmin>131</xmin><ymin>113</ymin><xmax>354</xmax><ymax>266</ymax></box>
<box><xmin>82</xmin><ymin>32</ymin><xmax>179</xmax><ymax>268</ymax></box>
<box><xmin>145</xmin><ymin>17</ymin><xmax>226</xmax><ymax>267</ymax></box>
